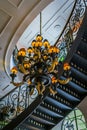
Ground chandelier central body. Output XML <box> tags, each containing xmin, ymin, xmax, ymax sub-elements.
<box><xmin>10</xmin><ymin>35</ymin><xmax>71</xmax><ymax>96</ymax></box>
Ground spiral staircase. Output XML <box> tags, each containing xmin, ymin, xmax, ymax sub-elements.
<box><xmin>0</xmin><ymin>0</ymin><xmax>87</xmax><ymax>130</ymax></box>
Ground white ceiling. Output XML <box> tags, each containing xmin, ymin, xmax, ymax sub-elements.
<box><xmin>17</xmin><ymin>0</ymin><xmax>75</xmax><ymax>49</ymax></box>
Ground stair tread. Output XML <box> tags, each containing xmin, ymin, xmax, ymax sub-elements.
<box><xmin>68</xmin><ymin>80</ymin><xmax>87</xmax><ymax>92</ymax></box>
<box><xmin>37</xmin><ymin>105</ymin><xmax>64</xmax><ymax>118</ymax></box>
<box><xmin>56</xmin><ymin>88</ymin><xmax>80</xmax><ymax>102</ymax></box>
<box><xmin>73</xmin><ymin>53</ymin><xmax>87</xmax><ymax>69</ymax></box>
<box><xmin>22</xmin><ymin>123</ymin><xmax>46</xmax><ymax>130</ymax></box>
<box><xmin>71</xmin><ymin>67</ymin><xmax>87</xmax><ymax>81</ymax></box>
<box><xmin>30</xmin><ymin>114</ymin><xmax>56</xmax><ymax>125</ymax></box>
<box><xmin>45</xmin><ymin>96</ymin><xmax>72</xmax><ymax>110</ymax></box>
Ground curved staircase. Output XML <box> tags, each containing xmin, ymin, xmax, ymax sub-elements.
<box><xmin>0</xmin><ymin>2</ymin><xmax>87</xmax><ymax>130</ymax></box>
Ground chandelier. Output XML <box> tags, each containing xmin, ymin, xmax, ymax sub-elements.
<box><xmin>10</xmin><ymin>34</ymin><xmax>71</xmax><ymax>96</ymax></box>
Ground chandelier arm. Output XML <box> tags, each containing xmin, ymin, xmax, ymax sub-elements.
<box><xmin>18</xmin><ymin>64</ymin><xmax>28</xmax><ymax>74</ymax></box>
<box><xmin>11</xmin><ymin>82</ymin><xmax>24</xmax><ymax>87</ymax></box>
<box><xmin>49</xmin><ymin>86</ymin><xmax>57</xmax><ymax>95</ymax></box>
<box><xmin>57</xmin><ymin>77</ymin><xmax>72</xmax><ymax>85</ymax></box>
<box><xmin>36</xmin><ymin>82</ymin><xmax>45</xmax><ymax>95</ymax></box>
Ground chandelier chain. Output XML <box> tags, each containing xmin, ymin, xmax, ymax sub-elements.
<box><xmin>40</xmin><ymin>12</ymin><xmax>42</xmax><ymax>35</ymax></box>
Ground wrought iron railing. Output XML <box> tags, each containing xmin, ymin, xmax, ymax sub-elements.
<box><xmin>56</xmin><ymin>0</ymin><xmax>87</xmax><ymax>62</ymax></box>
<box><xmin>0</xmin><ymin>0</ymin><xmax>87</xmax><ymax>129</ymax></box>
<box><xmin>0</xmin><ymin>84</ymin><xmax>38</xmax><ymax>130</ymax></box>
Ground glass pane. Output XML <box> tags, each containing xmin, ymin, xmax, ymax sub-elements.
<box><xmin>62</xmin><ymin>108</ymin><xmax>87</xmax><ymax>130</ymax></box>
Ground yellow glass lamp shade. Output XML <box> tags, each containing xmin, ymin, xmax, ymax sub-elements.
<box><xmin>31</xmin><ymin>40</ymin><xmax>36</xmax><ymax>47</ymax></box>
<box><xmin>18</xmin><ymin>48</ymin><xmax>26</xmax><ymax>56</ymax></box>
<box><xmin>34</xmin><ymin>41</ymin><xmax>38</xmax><ymax>47</ymax></box>
<box><xmin>35</xmin><ymin>41</ymin><xmax>42</xmax><ymax>47</ymax></box>
<box><xmin>63</xmin><ymin>63</ymin><xmax>71</xmax><ymax>71</ymax></box>
<box><xmin>55</xmin><ymin>47</ymin><xmax>60</xmax><ymax>53</ymax></box>
<box><xmin>50</xmin><ymin>46</ymin><xmax>60</xmax><ymax>53</ymax></box>
<box><xmin>27</xmin><ymin>47</ymin><xmax>33</xmax><ymax>54</ymax></box>
<box><xmin>23</xmin><ymin>63</ymin><xmax>30</xmax><ymax>69</ymax></box>
<box><xmin>49</xmin><ymin>46</ymin><xmax>58</xmax><ymax>53</ymax></box>
<box><xmin>36</xmin><ymin>34</ymin><xmax>43</xmax><ymax>42</ymax></box>
<box><xmin>11</xmin><ymin>67</ymin><xmax>18</xmax><ymax>74</ymax></box>
<box><xmin>38</xmin><ymin>41</ymin><xmax>42</xmax><ymax>47</ymax></box>
<box><xmin>43</xmin><ymin>39</ymin><xmax>50</xmax><ymax>48</ymax></box>
<box><xmin>51</xmin><ymin>76</ymin><xmax>57</xmax><ymax>84</ymax></box>
<box><xmin>48</xmin><ymin>46</ymin><xmax>54</xmax><ymax>53</ymax></box>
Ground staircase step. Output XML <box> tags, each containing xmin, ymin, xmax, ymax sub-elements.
<box><xmin>76</xmin><ymin>41</ymin><xmax>87</xmax><ymax>59</ymax></box>
<box><xmin>45</xmin><ymin>96</ymin><xmax>72</xmax><ymax>110</ymax></box>
<box><xmin>73</xmin><ymin>53</ymin><xmax>87</xmax><ymax>69</ymax></box>
<box><xmin>68</xmin><ymin>80</ymin><xmax>87</xmax><ymax>93</ymax></box>
<box><xmin>40</xmin><ymin>103</ymin><xmax>64</xmax><ymax>118</ymax></box>
<box><xmin>82</xmin><ymin>30</ymin><xmax>87</xmax><ymax>43</ymax></box>
<box><xmin>30</xmin><ymin>113</ymin><xmax>56</xmax><ymax>125</ymax></box>
<box><xmin>21</xmin><ymin>123</ymin><xmax>46</xmax><ymax>130</ymax></box>
<box><xmin>71</xmin><ymin>67</ymin><xmax>87</xmax><ymax>82</ymax></box>
<box><xmin>59</xmin><ymin>76</ymin><xmax>81</xmax><ymax>99</ymax></box>
<box><xmin>56</xmin><ymin>88</ymin><xmax>80</xmax><ymax>102</ymax></box>
<box><xmin>71</xmin><ymin>53</ymin><xmax>87</xmax><ymax>75</ymax></box>
<box><xmin>37</xmin><ymin>105</ymin><xmax>63</xmax><ymax>118</ymax></box>
<box><xmin>71</xmin><ymin>69</ymin><xmax>87</xmax><ymax>89</ymax></box>
<box><xmin>41</xmin><ymin>100</ymin><xmax>64</xmax><ymax>115</ymax></box>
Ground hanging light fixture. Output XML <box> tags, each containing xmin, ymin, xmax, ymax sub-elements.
<box><xmin>10</xmin><ymin>12</ymin><xmax>71</xmax><ymax>96</ymax></box>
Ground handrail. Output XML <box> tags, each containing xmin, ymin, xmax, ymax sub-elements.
<box><xmin>55</xmin><ymin>0</ymin><xmax>86</xmax><ymax>50</ymax></box>
<box><xmin>2</xmin><ymin>89</ymin><xmax>49</xmax><ymax>130</ymax></box>
<box><xmin>55</xmin><ymin>0</ymin><xmax>77</xmax><ymax>46</ymax></box>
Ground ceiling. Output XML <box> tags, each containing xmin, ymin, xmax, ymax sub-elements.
<box><xmin>17</xmin><ymin>0</ymin><xmax>75</xmax><ymax>49</ymax></box>
<box><xmin>0</xmin><ymin>0</ymin><xmax>75</xmax><ymax>98</ymax></box>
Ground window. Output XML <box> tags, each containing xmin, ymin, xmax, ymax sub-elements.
<box><xmin>62</xmin><ymin>108</ymin><xmax>87</xmax><ymax>130</ymax></box>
